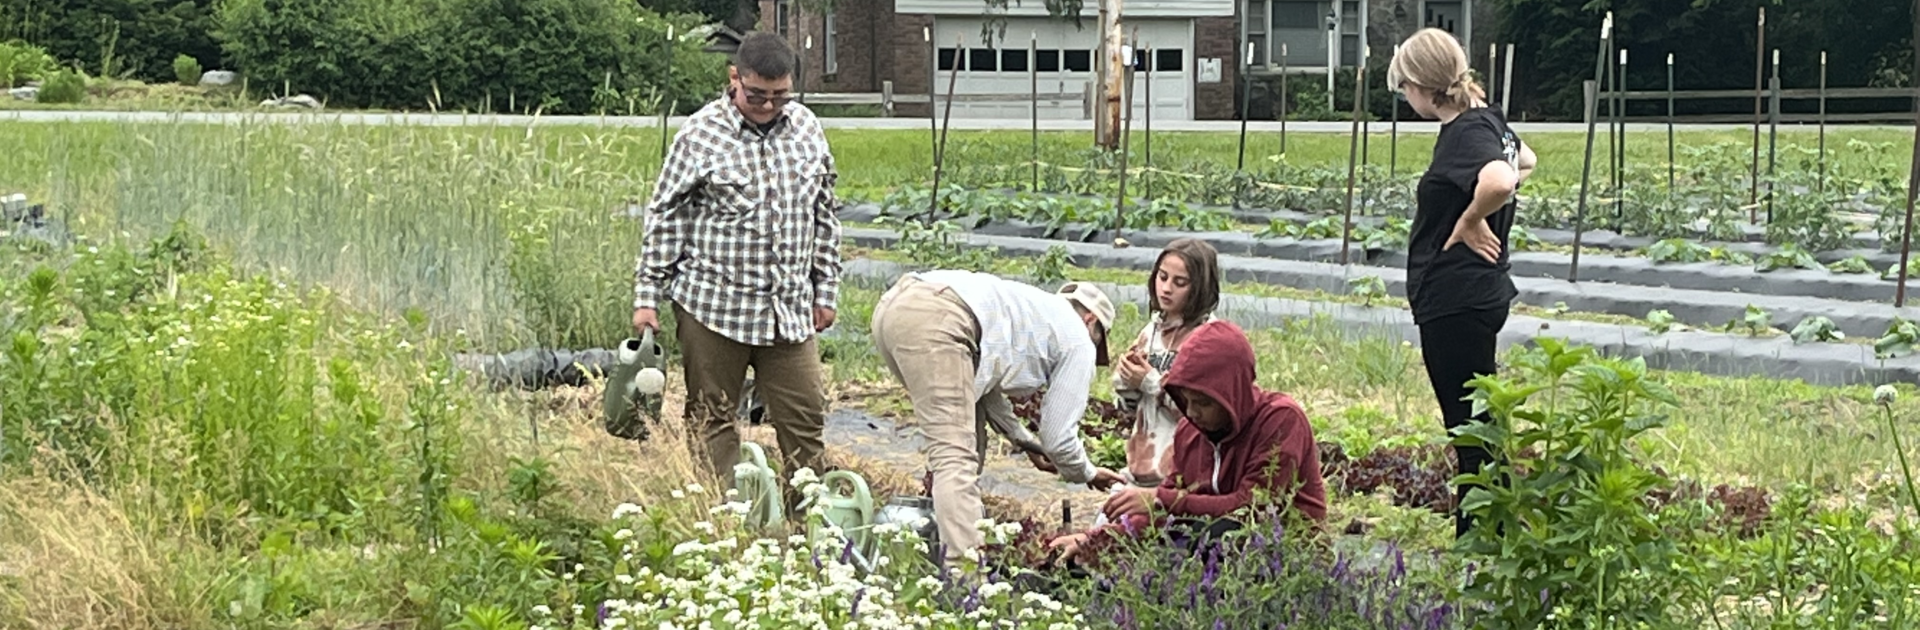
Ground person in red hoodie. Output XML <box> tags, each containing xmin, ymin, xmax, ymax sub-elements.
<box><xmin>1046</xmin><ymin>319</ymin><xmax>1328</xmax><ymax>557</ymax></box>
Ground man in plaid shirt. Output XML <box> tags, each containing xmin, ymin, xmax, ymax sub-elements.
<box><xmin>632</xmin><ymin>31</ymin><xmax>840</xmax><ymax>510</ymax></box>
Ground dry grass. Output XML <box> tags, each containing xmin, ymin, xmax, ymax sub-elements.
<box><xmin>0</xmin><ymin>472</ymin><xmax>206</xmax><ymax>630</ymax></box>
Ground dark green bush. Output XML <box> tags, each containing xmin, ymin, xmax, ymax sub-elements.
<box><xmin>0</xmin><ymin>0</ymin><xmax>221</xmax><ymax>82</ymax></box>
<box><xmin>213</xmin><ymin>0</ymin><xmax>725</xmax><ymax>115</ymax></box>
<box><xmin>36</xmin><ymin>67</ymin><xmax>86</xmax><ymax>103</ymax></box>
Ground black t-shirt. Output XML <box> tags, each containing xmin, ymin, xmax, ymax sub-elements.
<box><xmin>1406</xmin><ymin>107</ymin><xmax>1522</xmax><ymax>326</ymax></box>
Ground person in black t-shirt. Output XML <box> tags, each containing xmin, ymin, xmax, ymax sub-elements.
<box><xmin>1387</xmin><ymin>28</ymin><xmax>1537</xmax><ymax>540</ymax></box>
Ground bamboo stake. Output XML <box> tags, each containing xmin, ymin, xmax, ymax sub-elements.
<box><xmin>928</xmin><ymin>36</ymin><xmax>963</xmax><ymax>224</ymax></box>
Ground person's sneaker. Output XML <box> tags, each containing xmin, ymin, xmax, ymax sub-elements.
<box><xmin>603</xmin><ymin>331</ymin><xmax>666</xmax><ymax>440</ymax></box>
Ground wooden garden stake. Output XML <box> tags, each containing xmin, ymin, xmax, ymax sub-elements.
<box><xmin>1145</xmin><ymin>43</ymin><xmax>1155</xmax><ymax>203</ymax></box>
<box><xmin>1572</xmin><ymin>14</ymin><xmax>1614</xmax><ymax>284</ymax></box>
<box><xmin>1234</xmin><ymin>41</ymin><xmax>1254</xmax><ymax>211</ymax></box>
<box><xmin>1280</xmin><ymin>43</ymin><xmax>1289</xmax><ymax>155</ymax></box>
<box><xmin>1818</xmin><ymin>51</ymin><xmax>1828</xmax><ymax>192</ymax></box>
<box><xmin>1031</xmin><ymin>32</ymin><xmax>1040</xmax><ymax>192</ymax></box>
<box><xmin>1751</xmin><ymin>7</ymin><xmax>1765</xmax><ymax>214</ymax></box>
<box><xmin>1116</xmin><ymin>40</ymin><xmax>1135</xmax><ymax>244</ymax></box>
<box><xmin>660</xmin><ymin>25</ymin><xmax>676</xmax><ymax>160</ymax></box>
<box><xmin>928</xmin><ymin>36</ymin><xmax>963</xmax><ymax>224</ymax></box>
<box><xmin>1767</xmin><ymin>49</ymin><xmax>1780</xmax><ymax>223</ymax></box>
<box><xmin>1666</xmin><ymin>52</ymin><xmax>1675</xmax><ymax>204</ymax></box>
<box><xmin>1614</xmin><ymin>48</ymin><xmax>1626</xmax><ymax>229</ymax></box>
<box><xmin>1340</xmin><ymin>63</ymin><xmax>1364</xmax><ymax>265</ymax></box>
<box><xmin>1390</xmin><ymin>43</ymin><xmax>1399</xmax><ymax>183</ymax></box>
<box><xmin>925</xmin><ymin>27</ymin><xmax>936</xmax><ymax>199</ymax></box>
<box><xmin>1501</xmin><ymin>43</ymin><xmax>1516</xmax><ymax>117</ymax></box>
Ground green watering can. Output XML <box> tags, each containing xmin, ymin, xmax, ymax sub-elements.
<box><xmin>816</xmin><ymin>470</ymin><xmax>877</xmax><ymax>562</ymax></box>
<box><xmin>602</xmin><ymin>329</ymin><xmax>666</xmax><ymax>441</ymax></box>
<box><xmin>735</xmin><ymin>442</ymin><xmax>785</xmax><ymax>530</ymax></box>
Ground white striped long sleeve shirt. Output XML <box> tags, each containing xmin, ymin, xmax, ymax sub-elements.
<box><xmin>912</xmin><ymin>270</ymin><xmax>1101</xmax><ymax>484</ymax></box>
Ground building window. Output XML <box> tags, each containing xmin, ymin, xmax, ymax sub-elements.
<box><xmin>824</xmin><ymin>11</ymin><xmax>838</xmax><ymax>74</ymax></box>
<box><xmin>775</xmin><ymin>0</ymin><xmax>790</xmax><ymax>40</ymax></box>
<box><xmin>969</xmin><ymin>48</ymin><xmax>998</xmax><ymax>72</ymax></box>
<box><xmin>1064</xmin><ymin>49</ymin><xmax>1092</xmax><ymax>72</ymax></box>
<box><xmin>1425</xmin><ymin>1</ymin><xmax>1463</xmax><ymax>34</ymax></box>
<box><xmin>1002</xmin><ymin>49</ymin><xmax>1029</xmax><ymax>72</ymax></box>
<box><xmin>1155</xmin><ymin>49</ymin><xmax>1184</xmax><ymax>72</ymax></box>
<box><xmin>1244</xmin><ymin>0</ymin><xmax>1378</xmax><ymax>69</ymax></box>
<box><xmin>1036</xmin><ymin>50</ymin><xmax>1061</xmax><ymax>72</ymax></box>
<box><xmin>938</xmin><ymin>48</ymin><xmax>962</xmax><ymax>71</ymax></box>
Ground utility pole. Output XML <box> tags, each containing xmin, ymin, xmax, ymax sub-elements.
<box><xmin>1095</xmin><ymin>0</ymin><xmax>1125</xmax><ymax>148</ymax></box>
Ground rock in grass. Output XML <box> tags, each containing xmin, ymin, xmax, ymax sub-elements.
<box><xmin>198</xmin><ymin>70</ymin><xmax>237</xmax><ymax>87</ymax></box>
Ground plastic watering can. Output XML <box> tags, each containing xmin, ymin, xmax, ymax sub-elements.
<box><xmin>602</xmin><ymin>329</ymin><xmax>666</xmax><ymax>441</ymax></box>
<box><xmin>735</xmin><ymin>442</ymin><xmax>785</xmax><ymax>530</ymax></box>
<box><xmin>816</xmin><ymin>470</ymin><xmax>877</xmax><ymax>560</ymax></box>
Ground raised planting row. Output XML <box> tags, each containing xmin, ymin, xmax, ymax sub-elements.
<box><xmin>840</xmin><ymin>240</ymin><xmax>1920</xmax><ymax>387</ymax></box>
<box><xmin>841</xmin><ymin>204</ymin><xmax>1920</xmax><ymax>331</ymax></box>
<box><xmin>907</xmin><ymin>185</ymin><xmax>1915</xmax><ymax>277</ymax></box>
<box><xmin>937</xmin><ymin>137</ymin><xmax>1911</xmax><ymax>251</ymax></box>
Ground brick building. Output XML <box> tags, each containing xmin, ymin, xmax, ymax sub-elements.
<box><xmin>759</xmin><ymin>0</ymin><xmax>1493</xmax><ymax>120</ymax></box>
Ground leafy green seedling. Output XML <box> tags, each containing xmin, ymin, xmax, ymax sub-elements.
<box><xmin>1876</xmin><ymin>317</ymin><xmax>1920</xmax><ymax>359</ymax></box>
<box><xmin>1740</xmin><ymin>304</ymin><xmax>1772</xmax><ymax>336</ymax></box>
<box><xmin>1827</xmin><ymin>255</ymin><xmax>1876</xmax><ymax>275</ymax></box>
<box><xmin>1754</xmin><ymin>245</ymin><xmax>1822</xmax><ymax>273</ymax></box>
<box><xmin>1789</xmin><ymin>316</ymin><xmax>1845</xmax><ymax>343</ymax></box>
<box><xmin>1347</xmin><ymin>275</ymin><xmax>1388</xmax><ymax>306</ymax></box>
<box><xmin>1646</xmin><ymin>309</ymin><xmax>1677</xmax><ymax>333</ymax></box>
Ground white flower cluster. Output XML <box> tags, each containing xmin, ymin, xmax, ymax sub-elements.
<box><xmin>528</xmin><ymin>468</ymin><xmax>1087</xmax><ymax>630</ymax></box>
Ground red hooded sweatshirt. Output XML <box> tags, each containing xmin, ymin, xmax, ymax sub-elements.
<box><xmin>1110</xmin><ymin>320</ymin><xmax>1328</xmax><ymax>532</ymax></box>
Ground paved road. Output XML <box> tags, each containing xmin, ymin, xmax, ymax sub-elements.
<box><xmin>3</xmin><ymin>108</ymin><xmax>1902</xmax><ymax>134</ymax></box>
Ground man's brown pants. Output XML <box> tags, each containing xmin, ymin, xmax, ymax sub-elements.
<box><xmin>674</xmin><ymin>303</ymin><xmax>826</xmax><ymax>515</ymax></box>
<box><xmin>869</xmin><ymin>274</ymin><xmax>993</xmax><ymax>562</ymax></box>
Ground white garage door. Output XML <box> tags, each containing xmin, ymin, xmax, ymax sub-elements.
<box><xmin>929</xmin><ymin>17</ymin><xmax>1193</xmax><ymax>121</ymax></box>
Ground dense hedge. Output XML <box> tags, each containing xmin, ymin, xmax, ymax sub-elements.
<box><xmin>0</xmin><ymin>0</ymin><xmax>222</xmax><ymax>84</ymax></box>
<box><xmin>214</xmin><ymin>0</ymin><xmax>726</xmax><ymax>115</ymax></box>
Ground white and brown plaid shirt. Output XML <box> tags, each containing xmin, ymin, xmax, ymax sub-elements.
<box><xmin>633</xmin><ymin>94</ymin><xmax>842</xmax><ymax>346</ymax></box>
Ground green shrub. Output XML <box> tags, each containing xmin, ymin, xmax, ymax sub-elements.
<box><xmin>172</xmin><ymin>53</ymin><xmax>202</xmax><ymax>85</ymax></box>
<box><xmin>0</xmin><ymin>40</ymin><xmax>55</xmax><ymax>88</ymax></box>
<box><xmin>35</xmin><ymin>68</ymin><xmax>86</xmax><ymax>103</ymax></box>
<box><xmin>213</xmin><ymin>0</ymin><xmax>725</xmax><ymax>115</ymax></box>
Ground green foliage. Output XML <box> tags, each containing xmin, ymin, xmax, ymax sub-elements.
<box><xmin>213</xmin><ymin>0</ymin><xmax>725</xmax><ymax>115</ymax></box>
<box><xmin>1737</xmin><ymin>304</ymin><xmax>1772</xmax><ymax>336</ymax></box>
<box><xmin>1789</xmin><ymin>316</ymin><xmax>1844</xmax><ymax>343</ymax></box>
<box><xmin>1030</xmin><ymin>244</ymin><xmax>1074</xmax><ymax>285</ymax></box>
<box><xmin>1347</xmin><ymin>275</ymin><xmax>1387</xmax><ymax>306</ymax></box>
<box><xmin>0</xmin><ymin>39</ymin><xmax>55</xmax><ymax>87</ymax></box>
<box><xmin>1875</xmin><ymin>317</ymin><xmax>1920</xmax><ymax>359</ymax></box>
<box><xmin>171</xmin><ymin>52</ymin><xmax>201</xmax><ymax>85</ymax></box>
<box><xmin>1491</xmin><ymin>0</ymin><xmax>1910</xmax><ymax>120</ymax></box>
<box><xmin>875</xmin><ymin>217</ymin><xmax>997</xmax><ymax>272</ymax></box>
<box><xmin>1827</xmin><ymin>254</ymin><xmax>1876</xmax><ymax>274</ymax></box>
<box><xmin>0</xmin><ymin>0</ymin><xmax>221</xmax><ymax>82</ymax></box>
<box><xmin>34</xmin><ymin>67</ymin><xmax>86</xmax><ymax>103</ymax></box>
<box><xmin>1646</xmin><ymin>309</ymin><xmax>1676</xmax><ymax>334</ymax></box>
<box><xmin>1753</xmin><ymin>244</ymin><xmax>1822</xmax><ymax>273</ymax></box>
<box><xmin>1453</xmin><ymin>338</ymin><xmax>1682</xmax><ymax>628</ymax></box>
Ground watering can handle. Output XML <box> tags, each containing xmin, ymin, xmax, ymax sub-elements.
<box><xmin>741</xmin><ymin>442</ymin><xmax>771</xmax><ymax>469</ymax></box>
<box><xmin>819</xmin><ymin>470</ymin><xmax>873</xmax><ymax>505</ymax></box>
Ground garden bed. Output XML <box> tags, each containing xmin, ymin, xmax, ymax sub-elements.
<box><xmin>839</xmin><ymin>243</ymin><xmax>1920</xmax><ymax>387</ymax></box>
<box><xmin>842</xmin><ymin>205</ymin><xmax>1920</xmax><ymax>336</ymax></box>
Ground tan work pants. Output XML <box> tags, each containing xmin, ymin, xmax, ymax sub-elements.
<box><xmin>869</xmin><ymin>274</ymin><xmax>994</xmax><ymax>561</ymax></box>
<box><xmin>673</xmin><ymin>303</ymin><xmax>827</xmax><ymax>515</ymax></box>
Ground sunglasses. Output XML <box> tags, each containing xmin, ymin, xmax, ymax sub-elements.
<box><xmin>741</xmin><ymin>88</ymin><xmax>793</xmax><ymax>108</ymax></box>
